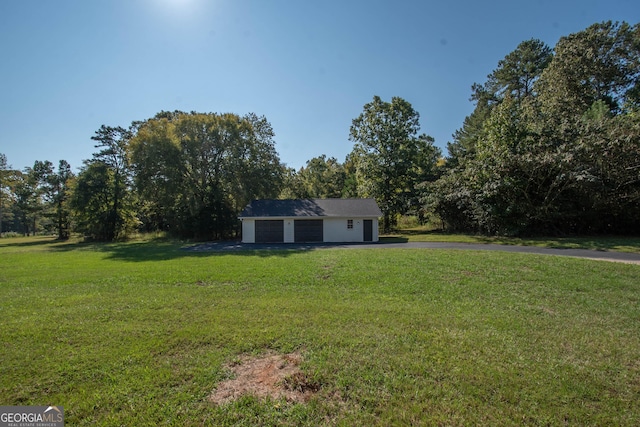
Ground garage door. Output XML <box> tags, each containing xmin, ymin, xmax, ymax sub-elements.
<box><xmin>255</xmin><ymin>220</ymin><xmax>284</xmax><ymax>243</ymax></box>
<box><xmin>294</xmin><ymin>219</ymin><xmax>323</xmax><ymax>242</ymax></box>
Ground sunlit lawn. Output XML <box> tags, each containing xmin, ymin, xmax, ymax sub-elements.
<box><xmin>1</xmin><ymin>236</ymin><xmax>639</xmax><ymax>425</ymax></box>
<box><xmin>383</xmin><ymin>226</ymin><xmax>640</xmax><ymax>254</ymax></box>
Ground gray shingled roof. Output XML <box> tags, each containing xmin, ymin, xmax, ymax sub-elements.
<box><xmin>239</xmin><ymin>198</ymin><xmax>382</xmax><ymax>218</ymax></box>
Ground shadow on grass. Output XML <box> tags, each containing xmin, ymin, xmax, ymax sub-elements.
<box><xmin>90</xmin><ymin>240</ymin><xmax>306</xmax><ymax>262</ymax></box>
<box><xmin>2</xmin><ymin>235</ymin><xmax>400</xmax><ymax>262</ymax></box>
<box><xmin>0</xmin><ymin>236</ymin><xmax>68</xmax><ymax>249</ymax></box>
<box><xmin>0</xmin><ymin>236</ymin><xmax>262</xmax><ymax>262</ymax></box>
<box><xmin>378</xmin><ymin>236</ymin><xmax>409</xmax><ymax>243</ymax></box>
<box><xmin>92</xmin><ymin>239</ymin><xmax>412</xmax><ymax>262</ymax></box>
<box><xmin>10</xmin><ymin>233</ymin><xmax>637</xmax><ymax>262</ymax></box>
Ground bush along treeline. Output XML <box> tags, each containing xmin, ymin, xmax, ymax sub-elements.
<box><xmin>1</xmin><ymin>21</ymin><xmax>638</xmax><ymax>240</ymax></box>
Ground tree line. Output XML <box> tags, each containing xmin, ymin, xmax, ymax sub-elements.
<box><xmin>429</xmin><ymin>21</ymin><xmax>640</xmax><ymax>235</ymax></box>
<box><xmin>1</xmin><ymin>21</ymin><xmax>638</xmax><ymax>240</ymax></box>
<box><xmin>1</xmin><ymin>112</ymin><xmax>284</xmax><ymax>241</ymax></box>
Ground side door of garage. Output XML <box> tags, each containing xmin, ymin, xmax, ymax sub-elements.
<box><xmin>363</xmin><ymin>219</ymin><xmax>373</xmax><ymax>242</ymax></box>
<box><xmin>255</xmin><ymin>220</ymin><xmax>284</xmax><ymax>243</ymax></box>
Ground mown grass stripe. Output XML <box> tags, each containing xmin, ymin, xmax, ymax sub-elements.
<box><xmin>0</xmin><ymin>237</ymin><xmax>638</xmax><ymax>425</ymax></box>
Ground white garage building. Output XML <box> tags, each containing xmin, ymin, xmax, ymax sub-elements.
<box><xmin>239</xmin><ymin>198</ymin><xmax>382</xmax><ymax>243</ymax></box>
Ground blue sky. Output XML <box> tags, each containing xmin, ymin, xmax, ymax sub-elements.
<box><xmin>0</xmin><ymin>0</ymin><xmax>637</xmax><ymax>172</ymax></box>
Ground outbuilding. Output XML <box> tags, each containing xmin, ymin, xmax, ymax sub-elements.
<box><xmin>239</xmin><ymin>198</ymin><xmax>382</xmax><ymax>243</ymax></box>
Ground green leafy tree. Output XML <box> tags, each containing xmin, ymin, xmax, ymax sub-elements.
<box><xmin>226</xmin><ymin>113</ymin><xmax>284</xmax><ymax>211</ymax></box>
<box><xmin>128</xmin><ymin>116</ymin><xmax>182</xmax><ymax>232</ymax></box>
<box><xmin>92</xmin><ymin>126</ymin><xmax>133</xmax><ymax>237</ymax></box>
<box><xmin>446</xmin><ymin>40</ymin><xmax>552</xmax><ymax>170</ymax></box>
<box><xmin>293</xmin><ymin>155</ymin><xmax>346</xmax><ymax>199</ymax></box>
<box><xmin>12</xmin><ymin>168</ymin><xmax>42</xmax><ymax>236</ymax></box>
<box><xmin>130</xmin><ymin>111</ymin><xmax>283</xmax><ymax>239</ymax></box>
<box><xmin>71</xmin><ymin>162</ymin><xmax>130</xmax><ymax>240</ymax></box>
<box><xmin>530</xmin><ymin>21</ymin><xmax>640</xmax><ymax>233</ymax></box>
<box><xmin>0</xmin><ymin>153</ymin><xmax>10</xmax><ymax>235</ymax></box>
<box><xmin>432</xmin><ymin>21</ymin><xmax>640</xmax><ymax>235</ymax></box>
<box><xmin>574</xmin><ymin>101</ymin><xmax>640</xmax><ymax>232</ymax></box>
<box><xmin>487</xmin><ymin>39</ymin><xmax>552</xmax><ymax>100</ymax></box>
<box><xmin>279</xmin><ymin>167</ymin><xmax>305</xmax><ymax>199</ymax></box>
<box><xmin>445</xmin><ymin>85</ymin><xmax>493</xmax><ymax>169</ymax></box>
<box><xmin>341</xmin><ymin>151</ymin><xmax>359</xmax><ymax>198</ymax></box>
<box><xmin>71</xmin><ymin>125</ymin><xmax>138</xmax><ymax>240</ymax></box>
<box><xmin>537</xmin><ymin>21</ymin><xmax>640</xmax><ymax>121</ymax></box>
<box><xmin>32</xmin><ymin>160</ymin><xmax>74</xmax><ymax>239</ymax></box>
<box><xmin>349</xmin><ymin>96</ymin><xmax>440</xmax><ymax>232</ymax></box>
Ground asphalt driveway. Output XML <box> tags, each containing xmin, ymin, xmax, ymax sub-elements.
<box><xmin>184</xmin><ymin>240</ymin><xmax>640</xmax><ymax>264</ymax></box>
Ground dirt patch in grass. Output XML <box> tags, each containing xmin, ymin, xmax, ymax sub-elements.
<box><xmin>209</xmin><ymin>351</ymin><xmax>319</xmax><ymax>404</ymax></box>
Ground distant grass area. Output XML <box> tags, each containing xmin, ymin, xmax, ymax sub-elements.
<box><xmin>1</xmin><ymin>237</ymin><xmax>639</xmax><ymax>425</ymax></box>
<box><xmin>382</xmin><ymin>226</ymin><xmax>640</xmax><ymax>254</ymax></box>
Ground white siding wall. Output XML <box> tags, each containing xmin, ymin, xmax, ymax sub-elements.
<box><xmin>241</xmin><ymin>219</ymin><xmax>255</xmax><ymax>243</ymax></box>
<box><xmin>324</xmin><ymin>218</ymin><xmax>362</xmax><ymax>242</ymax></box>
<box><xmin>242</xmin><ymin>217</ymin><xmax>379</xmax><ymax>243</ymax></box>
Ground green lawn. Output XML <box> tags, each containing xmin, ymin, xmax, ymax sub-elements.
<box><xmin>1</xmin><ymin>236</ymin><xmax>639</xmax><ymax>425</ymax></box>
<box><xmin>382</xmin><ymin>228</ymin><xmax>640</xmax><ymax>254</ymax></box>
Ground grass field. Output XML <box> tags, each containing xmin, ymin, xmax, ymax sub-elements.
<box><xmin>1</xmin><ymin>236</ymin><xmax>639</xmax><ymax>425</ymax></box>
<box><xmin>382</xmin><ymin>228</ymin><xmax>640</xmax><ymax>254</ymax></box>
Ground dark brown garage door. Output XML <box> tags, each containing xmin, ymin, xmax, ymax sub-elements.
<box><xmin>294</xmin><ymin>219</ymin><xmax>323</xmax><ymax>242</ymax></box>
<box><xmin>255</xmin><ymin>220</ymin><xmax>284</xmax><ymax>243</ymax></box>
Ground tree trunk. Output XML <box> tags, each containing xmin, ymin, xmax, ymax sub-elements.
<box><xmin>383</xmin><ymin>212</ymin><xmax>391</xmax><ymax>234</ymax></box>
